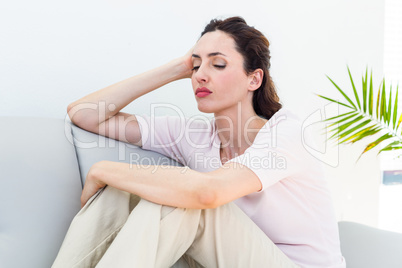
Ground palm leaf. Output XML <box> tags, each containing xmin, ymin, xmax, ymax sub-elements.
<box><xmin>381</xmin><ymin>79</ymin><xmax>387</xmax><ymax>123</ymax></box>
<box><xmin>362</xmin><ymin>133</ymin><xmax>393</xmax><ymax>154</ymax></box>
<box><xmin>350</xmin><ymin>127</ymin><xmax>382</xmax><ymax>144</ymax></box>
<box><xmin>387</xmin><ymin>84</ymin><xmax>392</xmax><ymax>125</ymax></box>
<box><xmin>376</xmin><ymin>82</ymin><xmax>381</xmax><ymax>120</ymax></box>
<box><xmin>327</xmin><ymin>115</ymin><xmax>364</xmax><ymax>140</ymax></box>
<box><xmin>326</xmin><ymin>75</ymin><xmax>357</xmax><ymax>109</ymax></box>
<box><xmin>396</xmin><ymin>112</ymin><xmax>402</xmax><ymax>132</ymax></box>
<box><xmin>337</xmin><ymin>119</ymin><xmax>372</xmax><ymax>142</ymax></box>
<box><xmin>368</xmin><ymin>69</ymin><xmax>374</xmax><ymax>115</ymax></box>
<box><xmin>324</xmin><ymin>111</ymin><xmax>356</xmax><ymax>122</ymax></box>
<box><xmin>393</xmin><ymin>85</ymin><xmax>399</xmax><ymax>130</ymax></box>
<box><xmin>340</xmin><ymin>125</ymin><xmax>380</xmax><ymax>144</ymax></box>
<box><xmin>327</xmin><ymin>112</ymin><xmax>360</xmax><ymax>128</ymax></box>
<box><xmin>379</xmin><ymin>140</ymin><xmax>402</xmax><ymax>153</ymax></box>
<box><xmin>361</xmin><ymin>67</ymin><xmax>367</xmax><ymax>113</ymax></box>
<box><xmin>320</xmin><ymin>67</ymin><xmax>402</xmax><ymax>160</ymax></box>
<box><xmin>317</xmin><ymin>95</ymin><xmax>354</xmax><ymax>109</ymax></box>
<box><xmin>348</xmin><ymin>66</ymin><xmax>361</xmax><ymax>110</ymax></box>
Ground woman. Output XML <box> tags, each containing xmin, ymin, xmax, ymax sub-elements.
<box><xmin>53</xmin><ymin>17</ymin><xmax>345</xmax><ymax>267</ymax></box>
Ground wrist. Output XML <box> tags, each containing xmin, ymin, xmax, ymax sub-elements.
<box><xmin>87</xmin><ymin>161</ymin><xmax>108</xmax><ymax>187</ymax></box>
<box><xmin>166</xmin><ymin>57</ymin><xmax>192</xmax><ymax>81</ymax></box>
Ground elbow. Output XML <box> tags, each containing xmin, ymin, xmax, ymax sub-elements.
<box><xmin>66</xmin><ymin>102</ymin><xmax>98</xmax><ymax>131</ymax></box>
<box><xmin>67</xmin><ymin>103</ymin><xmax>78</xmax><ymax>126</ymax></box>
<box><xmin>67</xmin><ymin>102</ymin><xmax>80</xmax><ymax>125</ymax></box>
<box><xmin>196</xmin><ymin>183</ymin><xmax>219</xmax><ymax>209</ymax></box>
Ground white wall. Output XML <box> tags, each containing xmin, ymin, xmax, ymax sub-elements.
<box><xmin>0</xmin><ymin>0</ymin><xmax>386</xmax><ymax>228</ymax></box>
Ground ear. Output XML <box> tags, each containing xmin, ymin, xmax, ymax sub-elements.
<box><xmin>247</xmin><ymin>69</ymin><xmax>263</xmax><ymax>92</ymax></box>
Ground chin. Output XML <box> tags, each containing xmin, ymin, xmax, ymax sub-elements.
<box><xmin>197</xmin><ymin>104</ymin><xmax>216</xmax><ymax>114</ymax></box>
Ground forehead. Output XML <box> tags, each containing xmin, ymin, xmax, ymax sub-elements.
<box><xmin>193</xmin><ymin>30</ymin><xmax>238</xmax><ymax>57</ymax></box>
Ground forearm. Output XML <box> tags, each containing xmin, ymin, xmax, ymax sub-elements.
<box><xmin>67</xmin><ymin>58</ymin><xmax>190</xmax><ymax>130</ymax></box>
<box><xmin>87</xmin><ymin>161</ymin><xmax>215</xmax><ymax>209</ymax></box>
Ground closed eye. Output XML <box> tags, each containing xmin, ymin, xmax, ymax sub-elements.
<box><xmin>214</xmin><ymin>65</ymin><xmax>226</xmax><ymax>69</ymax></box>
<box><xmin>192</xmin><ymin>65</ymin><xmax>226</xmax><ymax>72</ymax></box>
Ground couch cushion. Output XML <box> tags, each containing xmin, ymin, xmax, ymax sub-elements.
<box><xmin>339</xmin><ymin>221</ymin><xmax>402</xmax><ymax>268</ymax></box>
<box><xmin>0</xmin><ymin>117</ymin><xmax>82</xmax><ymax>268</ymax></box>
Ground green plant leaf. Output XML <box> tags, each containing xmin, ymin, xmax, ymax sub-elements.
<box><xmin>317</xmin><ymin>95</ymin><xmax>354</xmax><ymax>109</ymax></box>
<box><xmin>368</xmin><ymin>69</ymin><xmax>374</xmax><ymax>115</ymax></box>
<box><xmin>340</xmin><ymin>125</ymin><xmax>380</xmax><ymax>144</ymax></box>
<box><xmin>387</xmin><ymin>84</ymin><xmax>392</xmax><ymax>126</ymax></box>
<box><xmin>361</xmin><ymin>67</ymin><xmax>367</xmax><ymax>113</ymax></box>
<box><xmin>319</xmin><ymin>67</ymin><xmax>402</xmax><ymax>160</ymax></box>
<box><xmin>379</xmin><ymin>140</ymin><xmax>402</xmax><ymax>153</ymax></box>
<box><xmin>397</xmin><ymin>113</ymin><xmax>402</xmax><ymax>132</ymax></box>
<box><xmin>337</xmin><ymin>119</ymin><xmax>372</xmax><ymax>142</ymax></box>
<box><xmin>348</xmin><ymin>66</ymin><xmax>361</xmax><ymax>110</ymax></box>
<box><xmin>376</xmin><ymin>82</ymin><xmax>381</xmax><ymax>120</ymax></box>
<box><xmin>351</xmin><ymin>126</ymin><xmax>382</xmax><ymax>144</ymax></box>
<box><xmin>380</xmin><ymin>80</ymin><xmax>386</xmax><ymax>123</ymax></box>
<box><xmin>327</xmin><ymin>112</ymin><xmax>360</xmax><ymax>128</ymax></box>
<box><xmin>326</xmin><ymin>75</ymin><xmax>357</xmax><ymax>109</ymax></box>
<box><xmin>324</xmin><ymin>111</ymin><xmax>356</xmax><ymax>122</ymax></box>
<box><xmin>327</xmin><ymin>115</ymin><xmax>364</xmax><ymax>140</ymax></box>
<box><xmin>393</xmin><ymin>85</ymin><xmax>398</xmax><ymax>130</ymax></box>
<box><xmin>362</xmin><ymin>133</ymin><xmax>393</xmax><ymax>154</ymax></box>
<box><xmin>383</xmin><ymin>145</ymin><xmax>402</xmax><ymax>152</ymax></box>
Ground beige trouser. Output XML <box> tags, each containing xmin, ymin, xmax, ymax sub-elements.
<box><xmin>52</xmin><ymin>186</ymin><xmax>299</xmax><ymax>268</ymax></box>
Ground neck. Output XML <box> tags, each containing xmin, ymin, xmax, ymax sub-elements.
<box><xmin>214</xmin><ymin>102</ymin><xmax>267</xmax><ymax>161</ymax></box>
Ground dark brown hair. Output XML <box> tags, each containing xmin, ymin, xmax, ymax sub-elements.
<box><xmin>201</xmin><ymin>16</ymin><xmax>281</xmax><ymax>120</ymax></box>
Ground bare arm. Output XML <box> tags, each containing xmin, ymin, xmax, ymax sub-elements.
<box><xmin>67</xmin><ymin>50</ymin><xmax>193</xmax><ymax>146</ymax></box>
<box><xmin>81</xmin><ymin>161</ymin><xmax>262</xmax><ymax>209</ymax></box>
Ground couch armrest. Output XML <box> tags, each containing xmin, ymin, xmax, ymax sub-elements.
<box><xmin>0</xmin><ymin>117</ymin><xmax>82</xmax><ymax>268</ymax></box>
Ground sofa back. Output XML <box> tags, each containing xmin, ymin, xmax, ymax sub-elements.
<box><xmin>70</xmin><ymin>122</ymin><xmax>182</xmax><ymax>185</ymax></box>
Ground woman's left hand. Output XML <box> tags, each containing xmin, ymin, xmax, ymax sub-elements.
<box><xmin>81</xmin><ymin>164</ymin><xmax>107</xmax><ymax>208</ymax></box>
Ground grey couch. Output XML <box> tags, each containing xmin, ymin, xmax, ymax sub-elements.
<box><xmin>1</xmin><ymin>116</ymin><xmax>402</xmax><ymax>268</ymax></box>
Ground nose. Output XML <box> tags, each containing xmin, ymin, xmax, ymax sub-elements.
<box><xmin>193</xmin><ymin>64</ymin><xmax>209</xmax><ymax>84</ymax></box>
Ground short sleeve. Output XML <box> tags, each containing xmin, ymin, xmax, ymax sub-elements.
<box><xmin>226</xmin><ymin>110</ymin><xmax>304</xmax><ymax>191</ymax></box>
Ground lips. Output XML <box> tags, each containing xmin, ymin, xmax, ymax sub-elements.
<box><xmin>195</xmin><ymin>87</ymin><xmax>212</xmax><ymax>97</ymax></box>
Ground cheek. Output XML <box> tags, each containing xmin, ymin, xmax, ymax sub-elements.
<box><xmin>191</xmin><ymin>76</ymin><xmax>197</xmax><ymax>90</ymax></box>
<box><xmin>219</xmin><ymin>71</ymin><xmax>247</xmax><ymax>92</ymax></box>
<box><xmin>216</xmin><ymin>72</ymin><xmax>235</xmax><ymax>87</ymax></box>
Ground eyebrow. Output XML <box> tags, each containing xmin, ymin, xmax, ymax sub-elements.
<box><xmin>192</xmin><ymin>52</ymin><xmax>227</xmax><ymax>58</ymax></box>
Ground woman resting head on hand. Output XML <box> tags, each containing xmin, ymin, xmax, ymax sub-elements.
<box><xmin>54</xmin><ymin>16</ymin><xmax>346</xmax><ymax>268</ymax></box>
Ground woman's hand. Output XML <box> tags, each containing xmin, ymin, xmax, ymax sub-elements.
<box><xmin>173</xmin><ymin>45</ymin><xmax>195</xmax><ymax>80</ymax></box>
<box><xmin>81</xmin><ymin>164</ymin><xmax>107</xmax><ymax>208</ymax></box>
<box><xmin>182</xmin><ymin>45</ymin><xmax>195</xmax><ymax>79</ymax></box>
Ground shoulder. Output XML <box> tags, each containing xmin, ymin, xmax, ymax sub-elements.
<box><xmin>268</xmin><ymin>107</ymin><xmax>303</xmax><ymax>133</ymax></box>
<box><xmin>246</xmin><ymin>107</ymin><xmax>322</xmax><ymax>174</ymax></box>
<box><xmin>252</xmin><ymin>108</ymin><xmax>304</xmax><ymax>150</ymax></box>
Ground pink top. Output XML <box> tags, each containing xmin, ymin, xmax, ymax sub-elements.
<box><xmin>137</xmin><ymin>108</ymin><xmax>346</xmax><ymax>268</ymax></box>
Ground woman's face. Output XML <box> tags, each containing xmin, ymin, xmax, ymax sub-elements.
<box><xmin>191</xmin><ymin>30</ymin><xmax>251</xmax><ymax>115</ymax></box>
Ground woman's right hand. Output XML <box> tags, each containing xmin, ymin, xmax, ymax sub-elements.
<box><xmin>175</xmin><ymin>45</ymin><xmax>195</xmax><ymax>80</ymax></box>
